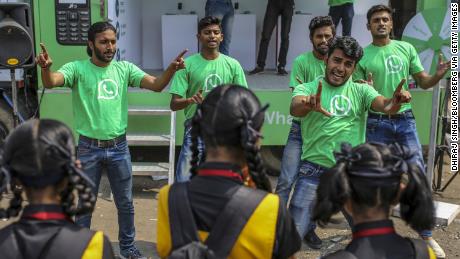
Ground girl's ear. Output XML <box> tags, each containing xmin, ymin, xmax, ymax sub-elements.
<box><xmin>344</xmin><ymin>199</ymin><xmax>354</xmax><ymax>218</ymax></box>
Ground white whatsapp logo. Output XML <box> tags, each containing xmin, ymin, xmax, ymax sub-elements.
<box><xmin>330</xmin><ymin>95</ymin><xmax>352</xmax><ymax>117</ymax></box>
<box><xmin>97</xmin><ymin>79</ymin><xmax>119</xmax><ymax>100</ymax></box>
<box><xmin>385</xmin><ymin>55</ymin><xmax>404</xmax><ymax>74</ymax></box>
<box><xmin>204</xmin><ymin>74</ymin><xmax>222</xmax><ymax>92</ymax></box>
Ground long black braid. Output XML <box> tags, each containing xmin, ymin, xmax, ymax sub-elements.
<box><xmin>189</xmin><ymin>106</ymin><xmax>203</xmax><ymax>177</ymax></box>
<box><xmin>6</xmin><ymin>179</ymin><xmax>23</xmax><ymax>218</ymax></box>
<box><xmin>60</xmin><ymin>167</ymin><xmax>96</xmax><ymax>216</ymax></box>
<box><xmin>240</xmin><ymin>120</ymin><xmax>272</xmax><ymax>192</ymax></box>
<box><xmin>192</xmin><ymin>84</ymin><xmax>272</xmax><ymax>191</ymax></box>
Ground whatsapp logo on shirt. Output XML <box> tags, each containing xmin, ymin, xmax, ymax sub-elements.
<box><xmin>204</xmin><ymin>74</ymin><xmax>223</xmax><ymax>92</ymax></box>
<box><xmin>98</xmin><ymin>79</ymin><xmax>120</xmax><ymax>100</ymax></box>
<box><xmin>329</xmin><ymin>95</ymin><xmax>352</xmax><ymax>117</ymax></box>
<box><xmin>385</xmin><ymin>55</ymin><xmax>404</xmax><ymax>74</ymax></box>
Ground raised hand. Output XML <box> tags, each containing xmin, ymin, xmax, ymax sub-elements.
<box><xmin>171</xmin><ymin>49</ymin><xmax>187</xmax><ymax>71</ymax></box>
<box><xmin>366</xmin><ymin>72</ymin><xmax>373</xmax><ymax>86</ymax></box>
<box><xmin>187</xmin><ymin>90</ymin><xmax>203</xmax><ymax>105</ymax></box>
<box><xmin>355</xmin><ymin>72</ymin><xmax>373</xmax><ymax>86</ymax></box>
<box><xmin>384</xmin><ymin>79</ymin><xmax>411</xmax><ymax>113</ymax></box>
<box><xmin>35</xmin><ymin>43</ymin><xmax>52</xmax><ymax>69</ymax></box>
<box><xmin>436</xmin><ymin>53</ymin><xmax>450</xmax><ymax>77</ymax></box>
<box><xmin>302</xmin><ymin>81</ymin><xmax>332</xmax><ymax>117</ymax></box>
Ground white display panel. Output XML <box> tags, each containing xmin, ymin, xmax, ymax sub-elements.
<box><xmin>229</xmin><ymin>14</ymin><xmax>256</xmax><ymax>71</ymax></box>
<box><xmin>161</xmin><ymin>15</ymin><xmax>198</xmax><ymax>70</ymax></box>
<box><xmin>108</xmin><ymin>0</ymin><xmax>142</xmax><ymax>66</ymax></box>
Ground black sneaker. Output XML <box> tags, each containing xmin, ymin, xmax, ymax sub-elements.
<box><xmin>277</xmin><ymin>67</ymin><xmax>288</xmax><ymax>75</ymax></box>
<box><xmin>120</xmin><ymin>247</ymin><xmax>147</xmax><ymax>259</ymax></box>
<box><xmin>304</xmin><ymin>230</ymin><xmax>322</xmax><ymax>249</ymax></box>
<box><xmin>249</xmin><ymin>66</ymin><xmax>264</xmax><ymax>75</ymax></box>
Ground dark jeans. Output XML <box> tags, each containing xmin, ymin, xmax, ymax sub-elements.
<box><xmin>257</xmin><ymin>0</ymin><xmax>294</xmax><ymax>68</ymax></box>
<box><xmin>328</xmin><ymin>3</ymin><xmax>354</xmax><ymax>36</ymax></box>
<box><xmin>205</xmin><ymin>0</ymin><xmax>234</xmax><ymax>55</ymax></box>
<box><xmin>275</xmin><ymin>121</ymin><xmax>302</xmax><ymax>205</ymax></box>
<box><xmin>75</xmin><ymin>137</ymin><xmax>136</xmax><ymax>252</ymax></box>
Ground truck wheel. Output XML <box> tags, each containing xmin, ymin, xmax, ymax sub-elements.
<box><xmin>260</xmin><ymin>146</ymin><xmax>283</xmax><ymax>177</ymax></box>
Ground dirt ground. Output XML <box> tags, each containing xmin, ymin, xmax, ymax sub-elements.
<box><xmin>1</xmin><ymin>167</ymin><xmax>459</xmax><ymax>259</ymax></box>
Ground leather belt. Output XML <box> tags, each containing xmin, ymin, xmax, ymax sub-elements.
<box><xmin>368</xmin><ymin>110</ymin><xmax>415</xmax><ymax>120</ymax></box>
<box><xmin>79</xmin><ymin>134</ymin><xmax>126</xmax><ymax>148</ymax></box>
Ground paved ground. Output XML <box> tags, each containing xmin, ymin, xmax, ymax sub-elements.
<box><xmin>1</xmin><ymin>166</ymin><xmax>459</xmax><ymax>259</ymax></box>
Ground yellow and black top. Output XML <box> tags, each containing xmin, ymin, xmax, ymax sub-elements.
<box><xmin>0</xmin><ymin>204</ymin><xmax>114</xmax><ymax>259</ymax></box>
<box><xmin>157</xmin><ymin>162</ymin><xmax>301</xmax><ymax>259</ymax></box>
<box><xmin>323</xmin><ymin>220</ymin><xmax>436</xmax><ymax>259</ymax></box>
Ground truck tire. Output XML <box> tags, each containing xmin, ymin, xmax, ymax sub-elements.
<box><xmin>0</xmin><ymin>98</ymin><xmax>14</xmax><ymax>143</ymax></box>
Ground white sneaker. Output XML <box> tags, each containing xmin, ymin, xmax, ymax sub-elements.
<box><xmin>425</xmin><ymin>238</ymin><xmax>446</xmax><ymax>258</ymax></box>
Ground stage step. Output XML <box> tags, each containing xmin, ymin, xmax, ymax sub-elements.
<box><xmin>132</xmin><ymin>162</ymin><xmax>169</xmax><ymax>176</ymax></box>
<box><xmin>127</xmin><ymin>133</ymin><xmax>170</xmax><ymax>146</ymax></box>
<box><xmin>128</xmin><ymin>106</ymin><xmax>171</xmax><ymax>116</ymax></box>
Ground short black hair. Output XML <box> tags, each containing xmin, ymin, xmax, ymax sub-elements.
<box><xmin>309</xmin><ymin>16</ymin><xmax>336</xmax><ymax>39</ymax></box>
<box><xmin>328</xmin><ymin>36</ymin><xmax>363</xmax><ymax>63</ymax></box>
<box><xmin>367</xmin><ymin>5</ymin><xmax>393</xmax><ymax>24</ymax></box>
<box><xmin>198</xmin><ymin>16</ymin><xmax>221</xmax><ymax>33</ymax></box>
<box><xmin>86</xmin><ymin>21</ymin><xmax>116</xmax><ymax>57</ymax></box>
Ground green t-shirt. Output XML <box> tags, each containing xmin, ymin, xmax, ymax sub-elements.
<box><xmin>289</xmin><ymin>52</ymin><xmax>325</xmax><ymax>88</ymax></box>
<box><xmin>353</xmin><ymin>40</ymin><xmax>424</xmax><ymax>113</ymax></box>
<box><xmin>328</xmin><ymin>0</ymin><xmax>354</xmax><ymax>7</ymax></box>
<box><xmin>289</xmin><ymin>51</ymin><xmax>325</xmax><ymax>121</ymax></box>
<box><xmin>58</xmin><ymin>59</ymin><xmax>146</xmax><ymax>140</ymax></box>
<box><xmin>292</xmin><ymin>77</ymin><xmax>380</xmax><ymax>167</ymax></box>
<box><xmin>169</xmin><ymin>53</ymin><xmax>248</xmax><ymax>120</ymax></box>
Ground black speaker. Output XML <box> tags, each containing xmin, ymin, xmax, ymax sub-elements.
<box><xmin>0</xmin><ymin>3</ymin><xmax>35</xmax><ymax>69</ymax></box>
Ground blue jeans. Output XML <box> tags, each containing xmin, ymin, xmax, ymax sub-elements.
<box><xmin>276</xmin><ymin>120</ymin><xmax>302</xmax><ymax>206</ymax></box>
<box><xmin>205</xmin><ymin>0</ymin><xmax>234</xmax><ymax>55</ymax></box>
<box><xmin>366</xmin><ymin>112</ymin><xmax>431</xmax><ymax>238</ymax></box>
<box><xmin>288</xmin><ymin>160</ymin><xmax>353</xmax><ymax>238</ymax></box>
<box><xmin>75</xmin><ymin>138</ymin><xmax>136</xmax><ymax>252</ymax></box>
<box><xmin>366</xmin><ymin>112</ymin><xmax>425</xmax><ymax>173</ymax></box>
<box><xmin>175</xmin><ymin>122</ymin><xmax>205</xmax><ymax>182</ymax></box>
<box><xmin>329</xmin><ymin>3</ymin><xmax>354</xmax><ymax>36</ymax></box>
<box><xmin>288</xmin><ymin>161</ymin><xmax>325</xmax><ymax>238</ymax></box>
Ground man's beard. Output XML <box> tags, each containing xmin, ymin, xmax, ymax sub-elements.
<box><xmin>94</xmin><ymin>48</ymin><xmax>115</xmax><ymax>63</ymax></box>
<box><xmin>314</xmin><ymin>44</ymin><xmax>328</xmax><ymax>56</ymax></box>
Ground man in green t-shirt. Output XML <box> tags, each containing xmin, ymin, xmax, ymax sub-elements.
<box><xmin>169</xmin><ymin>16</ymin><xmax>247</xmax><ymax>182</ymax></box>
<box><xmin>289</xmin><ymin>36</ymin><xmax>411</xmax><ymax>246</ymax></box>
<box><xmin>328</xmin><ymin>0</ymin><xmax>354</xmax><ymax>36</ymax></box>
<box><xmin>353</xmin><ymin>5</ymin><xmax>450</xmax><ymax>258</ymax></box>
<box><xmin>35</xmin><ymin>21</ymin><xmax>185</xmax><ymax>259</ymax></box>
<box><xmin>275</xmin><ymin>15</ymin><xmax>335</xmax><ymax>249</ymax></box>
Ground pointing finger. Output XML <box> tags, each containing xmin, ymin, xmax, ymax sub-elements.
<box><xmin>175</xmin><ymin>49</ymin><xmax>188</xmax><ymax>60</ymax></box>
<box><xmin>316</xmin><ymin>80</ymin><xmax>323</xmax><ymax>100</ymax></box>
<box><xmin>296</xmin><ymin>76</ymin><xmax>303</xmax><ymax>85</ymax></box>
<box><xmin>319</xmin><ymin>107</ymin><xmax>332</xmax><ymax>117</ymax></box>
<box><xmin>40</xmin><ymin>43</ymin><xmax>48</xmax><ymax>55</ymax></box>
<box><xmin>394</xmin><ymin>78</ymin><xmax>406</xmax><ymax>94</ymax></box>
<box><xmin>438</xmin><ymin>52</ymin><xmax>444</xmax><ymax>64</ymax></box>
<box><xmin>367</xmin><ymin>72</ymin><xmax>373</xmax><ymax>83</ymax></box>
